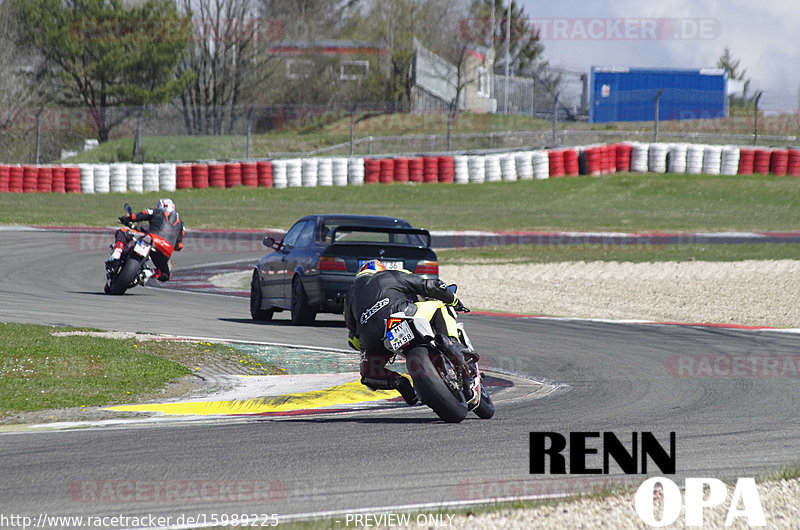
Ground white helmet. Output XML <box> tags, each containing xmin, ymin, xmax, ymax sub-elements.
<box><xmin>156</xmin><ymin>198</ymin><xmax>175</xmax><ymax>213</ymax></box>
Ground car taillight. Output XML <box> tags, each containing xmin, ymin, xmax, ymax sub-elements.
<box><xmin>319</xmin><ymin>256</ymin><xmax>347</xmax><ymax>271</ymax></box>
<box><xmin>414</xmin><ymin>260</ymin><xmax>439</xmax><ymax>275</ymax></box>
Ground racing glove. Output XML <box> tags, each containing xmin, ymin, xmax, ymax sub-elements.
<box><xmin>451</xmin><ymin>297</ymin><xmax>470</xmax><ymax>313</ymax></box>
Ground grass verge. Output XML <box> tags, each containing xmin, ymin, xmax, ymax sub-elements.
<box><xmin>0</xmin><ymin>173</ymin><xmax>799</xmax><ymax>233</ymax></box>
<box><xmin>0</xmin><ymin>323</ymin><xmax>283</xmax><ymax>418</ymax></box>
<box><xmin>438</xmin><ymin>243</ymin><xmax>800</xmax><ymax>264</ymax></box>
<box><xmin>0</xmin><ymin>323</ymin><xmax>189</xmax><ymax>416</ymax></box>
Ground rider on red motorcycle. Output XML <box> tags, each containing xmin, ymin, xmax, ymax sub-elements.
<box><xmin>343</xmin><ymin>259</ymin><xmax>467</xmax><ymax>405</ymax></box>
<box><xmin>106</xmin><ymin>198</ymin><xmax>185</xmax><ymax>284</ymax></box>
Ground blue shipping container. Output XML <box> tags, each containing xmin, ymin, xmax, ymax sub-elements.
<box><xmin>590</xmin><ymin>67</ymin><xmax>728</xmax><ymax>123</ymax></box>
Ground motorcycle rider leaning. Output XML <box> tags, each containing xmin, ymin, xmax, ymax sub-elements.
<box><xmin>106</xmin><ymin>198</ymin><xmax>185</xmax><ymax>285</ymax></box>
<box><xmin>344</xmin><ymin>259</ymin><xmax>468</xmax><ymax>405</ymax></box>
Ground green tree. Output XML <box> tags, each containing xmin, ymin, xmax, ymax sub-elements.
<box><xmin>13</xmin><ymin>0</ymin><xmax>194</xmax><ymax>142</ymax></box>
<box><xmin>467</xmin><ymin>0</ymin><xmax>562</xmax><ymax>115</ymax></box>
<box><xmin>468</xmin><ymin>0</ymin><xmax>545</xmax><ymax>75</ymax></box>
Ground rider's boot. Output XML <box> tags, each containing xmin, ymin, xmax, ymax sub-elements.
<box><xmin>361</xmin><ymin>375</ymin><xmax>419</xmax><ymax>406</ymax></box>
<box><xmin>390</xmin><ymin>375</ymin><xmax>421</xmax><ymax>406</ymax></box>
<box><xmin>138</xmin><ymin>269</ymin><xmax>155</xmax><ymax>286</ymax></box>
<box><xmin>105</xmin><ymin>242</ymin><xmax>124</xmax><ymax>269</ymax></box>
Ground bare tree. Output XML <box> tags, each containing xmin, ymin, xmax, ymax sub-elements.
<box><xmin>260</xmin><ymin>0</ymin><xmax>357</xmax><ymax>42</ymax></box>
<box><xmin>0</xmin><ymin>3</ymin><xmax>48</xmax><ymax>160</ymax></box>
<box><xmin>344</xmin><ymin>0</ymin><xmax>466</xmax><ymax>105</ymax></box>
<box><xmin>178</xmin><ymin>0</ymin><xmax>280</xmax><ymax>135</ymax></box>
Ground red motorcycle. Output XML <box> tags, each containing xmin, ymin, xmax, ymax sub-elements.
<box><xmin>104</xmin><ymin>204</ymin><xmax>155</xmax><ymax>295</ymax></box>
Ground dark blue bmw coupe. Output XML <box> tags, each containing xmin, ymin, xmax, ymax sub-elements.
<box><xmin>250</xmin><ymin>214</ymin><xmax>439</xmax><ymax>325</ymax></box>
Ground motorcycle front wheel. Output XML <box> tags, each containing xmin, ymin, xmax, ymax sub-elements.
<box><xmin>406</xmin><ymin>346</ymin><xmax>468</xmax><ymax>423</ymax></box>
<box><xmin>108</xmin><ymin>257</ymin><xmax>141</xmax><ymax>295</ymax></box>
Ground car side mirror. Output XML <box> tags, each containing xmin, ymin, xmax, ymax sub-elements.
<box><xmin>263</xmin><ymin>236</ymin><xmax>282</xmax><ymax>251</ymax></box>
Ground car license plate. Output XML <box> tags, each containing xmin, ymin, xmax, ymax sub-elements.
<box><xmin>387</xmin><ymin>320</ymin><xmax>414</xmax><ymax>350</ymax></box>
<box><xmin>359</xmin><ymin>259</ymin><xmax>403</xmax><ymax>270</ymax></box>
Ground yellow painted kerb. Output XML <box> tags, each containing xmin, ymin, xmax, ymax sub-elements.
<box><xmin>104</xmin><ymin>380</ymin><xmax>398</xmax><ymax>415</ymax></box>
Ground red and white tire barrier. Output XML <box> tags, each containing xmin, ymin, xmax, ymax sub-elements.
<box><xmin>2</xmin><ymin>143</ymin><xmax>798</xmax><ymax>195</ymax></box>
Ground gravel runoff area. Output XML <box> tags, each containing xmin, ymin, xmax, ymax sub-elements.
<box><xmin>441</xmin><ymin>260</ymin><xmax>800</xmax><ymax>328</ymax></box>
<box><xmin>447</xmin><ymin>478</ymin><xmax>800</xmax><ymax>529</ymax></box>
<box><xmin>217</xmin><ymin>259</ymin><xmax>800</xmax><ymax>328</ymax></box>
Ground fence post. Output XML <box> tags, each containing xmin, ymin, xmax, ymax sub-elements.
<box><xmin>350</xmin><ymin>109</ymin><xmax>355</xmax><ymax>157</ymax></box>
<box><xmin>504</xmin><ymin>7</ymin><xmax>511</xmax><ymax>115</ymax></box>
<box><xmin>246</xmin><ymin>105</ymin><xmax>254</xmax><ymax>160</ymax></box>
<box><xmin>552</xmin><ymin>93</ymin><xmax>560</xmax><ymax>146</ymax></box>
<box><xmin>753</xmin><ymin>92</ymin><xmax>762</xmax><ymax>145</ymax></box>
<box><xmin>35</xmin><ymin>108</ymin><xmax>43</xmax><ymax>164</ymax></box>
<box><xmin>132</xmin><ymin>109</ymin><xmax>143</xmax><ymax>163</ymax></box>
<box><xmin>653</xmin><ymin>88</ymin><xmax>663</xmax><ymax>143</ymax></box>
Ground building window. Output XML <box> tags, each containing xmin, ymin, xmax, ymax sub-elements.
<box><xmin>286</xmin><ymin>59</ymin><xmax>314</xmax><ymax>80</ymax></box>
<box><xmin>340</xmin><ymin>60</ymin><xmax>369</xmax><ymax>81</ymax></box>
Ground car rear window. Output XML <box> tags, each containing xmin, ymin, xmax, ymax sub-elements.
<box><xmin>321</xmin><ymin>219</ymin><xmax>423</xmax><ymax>245</ymax></box>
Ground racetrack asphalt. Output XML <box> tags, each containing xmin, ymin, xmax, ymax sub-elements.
<box><xmin>0</xmin><ymin>228</ymin><xmax>799</xmax><ymax>525</ymax></box>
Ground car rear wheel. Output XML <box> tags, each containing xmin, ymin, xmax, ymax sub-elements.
<box><xmin>291</xmin><ymin>278</ymin><xmax>316</xmax><ymax>326</ymax></box>
<box><xmin>250</xmin><ymin>270</ymin><xmax>274</xmax><ymax>321</ymax></box>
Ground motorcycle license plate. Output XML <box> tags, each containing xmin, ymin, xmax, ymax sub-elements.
<box><xmin>133</xmin><ymin>239</ymin><xmax>150</xmax><ymax>257</ymax></box>
<box><xmin>387</xmin><ymin>320</ymin><xmax>414</xmax><ymax>350</ymax></box>
<box><xmin>359</xmin><ymin>259</ymin><xmax>403</xmax><ymax>270</ymax></box>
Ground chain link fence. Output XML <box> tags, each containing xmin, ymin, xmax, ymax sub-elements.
<box><xmin>4</xmin><ymin>101</ymin><xmax>800</xmax><ymax>163</ymax></box>
<box><xmin>493</xmin><ymin>68</ymin><xmax>588</xmax><ymax>120</ymax></box>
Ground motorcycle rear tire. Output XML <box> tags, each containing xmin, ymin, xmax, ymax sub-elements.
<box><xmin>406</xmin><ymin>346</ymin><xmax>468</xmax><ymax>423</ymax></box>
<box><xmin>109</xmin><ymin>257</ymin><xmax>141</xmax><ymax>295</ymax></box>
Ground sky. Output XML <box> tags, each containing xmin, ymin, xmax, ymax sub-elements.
<box><xmin>517</xmin><ymin>0</ymin><xmax>800</xmax><ymax>111</ymax></box>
